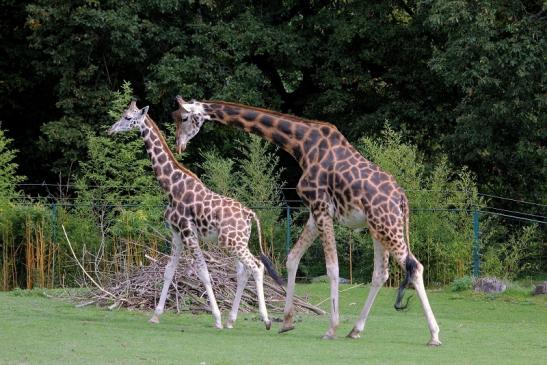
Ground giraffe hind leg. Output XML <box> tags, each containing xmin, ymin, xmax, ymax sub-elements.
<box><xmin>223</xmin><ymin>235</ymin><xmax>271</xmax><ymax>330</ymax></box>
<box><xmin>347</xmin><ymin>239</ymin><xmax>389</xmax><ymax>339</ymax></box>
<box><xmin>393</xmin><ymin>251</ymin><xmax>441</xmax><ymax>346</ymax></box>
<box><xmin>249</xmin><ymin>257</ymin><xmax>271</xmax><ymax>330</ymax></box>
<box><xmin>409</xmin><ymin>256</ymin><xmax>441</xmax><ymax>346</ymax></box>
<box><xmin>227</xmin><ymin>261</ymin><xmax>249</xmax><ymax>329</ymax></box>
<box><xmin>394</xmin><ymin>255</ymin><xmax>417</xmax><ymax>311</ymax></box>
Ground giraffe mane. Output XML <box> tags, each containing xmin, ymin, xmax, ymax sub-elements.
<box><xmin>205</xmin><ymin>100</ymin><xmax>339</xmax><ymax>130</ymax></box>
<box><xmin>145</xmin><ymin>115</ymin><xmax>202</xmax><ymax>182</ymax></box>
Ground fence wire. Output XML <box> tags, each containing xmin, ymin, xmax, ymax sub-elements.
<box><xmin>1</xmin><ymin>186</ymin><xmax>545</xmax><ymax>290</ymax></box>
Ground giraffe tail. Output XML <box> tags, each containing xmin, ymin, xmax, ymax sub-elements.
<box><xmin>394</xmin><ymin>194</ymin><xmax>415</xmax><ymax>311</ymax></box>
<box><xmin>394</xmin><ymin>256</ymin><xmax>417</xmax><ymax>311</ymax></box>
<box><xmin>251</xmin><ymin>212</ymin><xmax>285</xmax><ymax>287</ymax></box>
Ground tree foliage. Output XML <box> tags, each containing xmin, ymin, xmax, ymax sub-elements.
<box><xmin>0</xmin><ymin>129</ymin><xmax>25</xmax><ymax>198</ymax></box>
<box><xmin>1</xmin><ymin>0</ymin><xmax>544</xmax><ymax>204</ymax></box>
<box><xmin>0</xmin><ymin>0</ymin><xmax>544</xmax><ymax>287</ymax></box>
<box><xmin>426</xmin><ymin>0</ymin><xmax>546</xmax><ymax>201</ymax></box>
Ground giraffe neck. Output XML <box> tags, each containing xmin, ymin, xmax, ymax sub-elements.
<box><xmin>140</xmin><ymin>116</ymin><xmax>200</xmax><ymax>193</ymax></box>
<box><xmin>201</xmin><ymin>101</ymin><xmax>344</xmax><ymax>168</ymax></box>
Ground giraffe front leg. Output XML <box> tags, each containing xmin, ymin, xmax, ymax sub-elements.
<box><xmin>227</xmin><ymin>261</ymin><xmax>249</xmax><ymax>329</ymax></box>
<box><xmin>317</xmin><ymin>214</ymin><xmax>339</xmax><ymax>340</ymax></box>
<box><xmin>347</xmin><ymin>239</ymin><xmax>389</xmax><ymax>339</ymax></box>
<box><xmin>279</xmin><ymin>215</ymin><xmax>318</xmax><ymax>334</ymax></box>
<box><xmin>191</xmin><ymin>241</ymin><xmax>223</xmax><ymax>329</ymax></box>
<box><xmin>150</xmin><ymin>226</ymin><xmax>182</xmax><ymax>324</ymax></box>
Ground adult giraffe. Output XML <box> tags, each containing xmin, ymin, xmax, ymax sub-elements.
<box><xmin>171</xmin><ymin>97</ymin><xmax>441</xmax><ymax>345</ymax></box>
<box><xmin>108</xmin><ymin>101</ymin><xmax>282</xmax><ymax>330</ymax></box>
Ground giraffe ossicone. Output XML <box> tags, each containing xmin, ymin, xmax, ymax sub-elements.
<box><xmin>109</xmin><ymin>102</ymin><xmax>283</xmax><ymax>331</ymax></box>
<box><xmin>171</xmin><ymin>97</ymin><xmax>441</xmax><ymax>345</ymax></box>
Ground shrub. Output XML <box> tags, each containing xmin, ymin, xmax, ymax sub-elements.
<box><xmin>451</xmin><ymin>275</ymin><xmax>474</xmax><ymax>292</ymax></box>
<box><xmin>0</xmin><ymin>129</ymin><xmax>25</xmax><ymax>197</ymax></box>
<box><xmin>482</xmin><ymin>225</ymin><xmax>543</xmax><ymax>280</ymax></box>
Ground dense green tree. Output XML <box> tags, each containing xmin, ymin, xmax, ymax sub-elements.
<box><xmin>0</xmin><ymin>0</ymin><xmax>544</xmax><ymax>205</ymax></box>
<box><xmin>426</xmin><ymin>0</ymin><xmax>546</xmax><ymax>203</ymax></box>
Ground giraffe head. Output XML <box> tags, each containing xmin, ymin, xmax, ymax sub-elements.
<box><xmin>172</xmin><ymin>96</ymin><xmax>210</xmax><ymax>152</ymax></box>
<box><xmin>108</xmin><ymin>101</ymin><xmax>149</xmax><ymax>135</ymax></box>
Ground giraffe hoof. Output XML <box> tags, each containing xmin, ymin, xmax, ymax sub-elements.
<box><xmin>264</xmin><ymin>320</ymin><xmax>272</xmax><ymax>331</ymax></box>
<box><xmin>226</xmin><ymin>321</ymin><xmax>234</xmax><ymax>329</ymax></box>
<box><xmin>148</xmin><ymin>315</ymin><xmax>160</xmax><ymax>324</ymax></box>
<box><xmin>346</xmin><ymin>328</ymin><xmax>361</xmax><ymax>339</ymax></box>
<box><xmin>278</xmin><ymin>325</ymin><xmax>295</xmax><ymax>334</ymax></box>
<box><xmin>321</xmin><ymin>334</ymin><xmax>337</xmax><ymax>340</ymax></box>
<box><xmin>427</xmin><ymin>339</ymin><xmax>442</xmax><ymax>346</ymax></box>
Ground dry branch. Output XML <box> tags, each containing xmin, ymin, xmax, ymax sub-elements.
<box><xmin>73</xmin><ymin>239</ymin><xmax>324</xmax><ymax>315</ymax></box>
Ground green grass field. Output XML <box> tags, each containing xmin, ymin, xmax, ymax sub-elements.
<box><xmin>1</xmin><ymin>283</ymin><xmax>545</xmax><ymax>365</ymax></box>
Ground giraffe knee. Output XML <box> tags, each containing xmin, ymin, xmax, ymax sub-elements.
<box><xmin>163</xmin><ymin>264</ymin><xmax>176</xmax><ymax>281</ymax></box>
<box><xmin>398</xmin><ymin>254</ymin><xmax>424</xmax><ymax>285</ymax></box>
<box><xmin>415</xmin><ymin>261</ymin><xmax>424</xmax><ymax>276</ymax></box>
<box><xmin>286</xmin><ymin>252</ymin><xmax>299</xmax><ymax>272</ymax></box>
<box><xmin>255</xmin><ymin>258</ymin><xmax>264</xmax><ymax>271</ymax></box>
<box><xmin>326</xmin><ymin>264</ymin><xmax>339</xmax><ymax>279</ymax></box>
<box><xmin>197</xmin><ymin>268</ymin><xmax>212</xmax><ymax>285</ymax></box>
<box><xmin>410</xmin><ymin>261</ymin><xmax>425</xmax><ymax>284</ymax></box>
<box><xmin>371</xmin><ymin>270</ymin><xmax>389</xmax><ymax>286</ymax></box>
<box><xmin>236</xmin><ymin>262</ymin><xmax>245</xmax><ymax>275</ymax></box>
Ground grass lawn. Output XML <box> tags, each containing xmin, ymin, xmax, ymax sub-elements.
<box><xmin>0</xmin><ymin>283</ymin><xmax>545</xmax><ymax>365</ymax></box>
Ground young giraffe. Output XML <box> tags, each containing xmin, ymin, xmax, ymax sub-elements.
<box><xmin>108</xmin><ymin>101</ymin><xmax>282</xmax><ymax>330</ymax></box>
<box><xmin>171</xmin><ymin>97</ymin><xmax>441</xmax><ymax>345</ymax></box>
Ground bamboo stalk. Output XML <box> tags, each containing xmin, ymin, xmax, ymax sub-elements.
<box><xmin>25</xmin><ymin>217</ymin><xmax>33</xmax><ymax>289</ymax></box>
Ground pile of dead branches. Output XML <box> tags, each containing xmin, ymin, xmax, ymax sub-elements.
<box><xmin>75</xmin><ymin>243</ymin><xmax>324</xmax><ymax>316</ymax></box>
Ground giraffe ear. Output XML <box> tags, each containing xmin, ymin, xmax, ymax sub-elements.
<box><xmin>140</xmin><ymin>106</ymin><xmax>149</xmax><ymax>116</ymax></box>
<box><xmin>182</xmin><ymin>103</ymin><xmax>192</xmax><ymax>112</ymax></box>
<box><xmin>175</xmin><ymin>95</ymin><xmax>186</xmax><ymax>106</ymax></box>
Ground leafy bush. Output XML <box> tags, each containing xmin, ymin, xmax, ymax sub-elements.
<box><xmin>482</xmin><ymin>225</ymin><xmax>543</xmax><ymax>280</ymax></box>
<box><xmin>0</xmin><ymin>129</ymin><xmax>25</xmax><ymax>197</ymax></box>
<box><xmin>451</xmin><ymin>275</ymin><xmax>474</xmax><ymax>292</ymax></box>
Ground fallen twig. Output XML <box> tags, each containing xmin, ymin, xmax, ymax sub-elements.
<box><xmin>75</xmin><ymin>243</ymin><xmax>323</xmax><ymax>315</ymax></box>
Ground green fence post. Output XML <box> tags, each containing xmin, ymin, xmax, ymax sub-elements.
<box><xmin>472</xmin><ymin>208</ymin><xmax>480</xmax><ymax>277</ymax></box>
<box><xmin>285</xmin><ymin>206</ymin><xmax>292</xmax><ymax>256</ymax></box>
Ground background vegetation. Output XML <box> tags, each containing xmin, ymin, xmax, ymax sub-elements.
<box><xmin>0</xmin><ymin>0</ymin><xmax>545</xmax><ymax>289</ymax></box>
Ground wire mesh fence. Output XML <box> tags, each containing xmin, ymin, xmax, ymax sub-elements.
<box><xmin>1</xmin><ymin>185</ymin><xmax>545</xmax><ymax>291</ymax></box>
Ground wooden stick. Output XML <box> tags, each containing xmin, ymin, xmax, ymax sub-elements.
<box><xmin>62</xmin><ymin>225</ymin><xmax>117</xmax><ymax>299</ymax></box>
